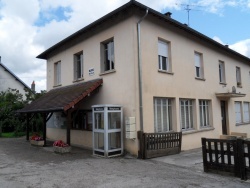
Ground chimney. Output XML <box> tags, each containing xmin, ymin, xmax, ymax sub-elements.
<box><xmin>164</xmin><ymin>12</ymin><xmax>172</xmax><ymax>17</ymax></box>
<box><xmin>31</xmin><ymin>81</ymin><xmax>35</xmax><ymax>92</ymax></box>
<box><xmin>225</xmin><ymin>44</ymin><xmax>229</xmax><ymax>48</ymax></box>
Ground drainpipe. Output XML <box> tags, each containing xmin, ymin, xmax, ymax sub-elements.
<box><xmin>137</xmin><ymin>9</ymin><xmax>148</xmax><ymax>132</ymax></box>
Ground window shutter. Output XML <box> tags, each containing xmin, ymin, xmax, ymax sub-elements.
<box><xmin>158</xmin><ymin>41</ymin><xmax>168</xmax><ymax>57</ymax></box>
<box><xmin>195</xmin><ymin>53</ymin><xmax>201</xmax><ymax>67</ymax></box>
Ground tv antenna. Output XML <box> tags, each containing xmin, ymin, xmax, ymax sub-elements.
<box><xmin>177</xmin><ymin>3</ymin><xmax>203</xmax><ymax>26</ymax></box>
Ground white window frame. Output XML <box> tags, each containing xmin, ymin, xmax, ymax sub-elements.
<box><xmin>158</xmin><ymin>40</ymin><xmax>169</xmax><ymax>71</ymax></box>
<box><xmin>235</xmin><ymin>101</ymin><xmax>242</xmax><ymax>124</ymax></box>
<box><xmin>154</xmin><ymin>98</ymin><xmax>173</xmax><ymax>132</ymax></box>
<box><xmin>180</xmin><ymin>99</ymin><xmax>194</xmax><ymax>131</ymax></box>
<box><xmin>101</xmin><ymin>38</ymin><xmax>114</xmax><ymax>72</ymax></box>
<box><xmin>219</xmin><ymin>61</ymin><xmax>225</xmax><ymax>83</ymax></box>
<box><xmin>199</xmin><ymin>100</ymin><xmax>210</xmax><ymax>127</ymax></box>
<box><xmin>194</xmin><ymin>52</ymin><xmax>203</xmax><ymax>78</ymax></box>
<box><xmin>54</xmin><ymin>61</ymin><xmax>61</xmax><ymax>86</ymax></box>
<box><xmin>74</xmin><ymin>52</ymin><xmax>83</xmax><ymax>80</ymax></box>
<box><xmin>236</xmin><ymin>67</ymin><xmax>242</xmax><ymax>87</ymax></box>
<box><xmin>243</xmin><ymin>102</ymin><xmax>250</xmax><ymax>123</ymax></box>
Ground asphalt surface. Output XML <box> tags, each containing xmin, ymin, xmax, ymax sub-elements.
<box><xmin>0</xmin><ymin>137</ymin><xmax>250</xmax><ymax>188</ymax></box>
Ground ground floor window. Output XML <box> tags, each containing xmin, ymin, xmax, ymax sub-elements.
<box><xmin>72</xmin><ymin>110</ymin><xmax>92</xmax><ymax>131</ymax></box>
<box><xmin>243</xmin><ymin>102</ymin><xmax>250</xmax><ymax>123</ymax></box>
<box><xmin>199</xmin><ymin>100</ymin><xmax>210</xmax><ymax>127</ymax></box>
<box><xmin>180</xmin><ymin>99</ymin><xmax>194</xmax><ymax>131</ymax></box>
<box><xmin>154</xmin><ymin>97</ymin><xmax>172</xmax><ymax>132</ymax></box>
<box><xmin>235</xmin><ymin>102</ymin><xmax>242</xmax><ymax>124</ymax></box>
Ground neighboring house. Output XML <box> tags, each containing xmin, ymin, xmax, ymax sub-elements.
<box><xmin>0</xmin><ymin>57</ymin><xmax>33</xmax><ymax>97</ymax></box>
<box><xmin>19</xmin><ymin>0</ymin><xmax>250</xmax><ymax>156</ymax></box>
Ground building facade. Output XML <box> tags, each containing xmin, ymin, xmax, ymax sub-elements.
<box><xmin>37</xmin><ymin>1</ymin><xmax>250</xmax><ymax>155</ymax></box>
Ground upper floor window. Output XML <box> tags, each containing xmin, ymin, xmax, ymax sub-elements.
<box><xmin>158</xmin><ymin>40</ymin><xmax>170</xmax><ymax>71</ymax></box>
<box><xmin>219</xmin><ymin>61</ymin><xmax>226</xmax><ymax>84</ymax></box>
<box><xmin>101</xmin><ymin>38</ymin><xmax>114</xmax><ymax>73</ymax></box>
<box><xmin>74</xmin><ymin>51</ymin><xmax>83</xmax><ymax>80</ymax></box>
<box><xmin>54</xmin><ymin>61</ymin><xmax>61</xmax><ymax>86</ymax></box>
<box><xmin>194</xmin><ymin>52</ymin><xmax>203</xmax><ymax>78</ymax></box>
<box><xmin>236</xmin><ymin>67</ymin><xmax>242</xmax><ymax>87</ymax></box>
<box><xmin>180</xmin><ymin>99</ymin><xmax>194</xmax><ymax>131</ymax></box>
<box><xmin>154</xmin><ymin>97</ymin><xmax>173</xmax><ymax>132</ymax></box>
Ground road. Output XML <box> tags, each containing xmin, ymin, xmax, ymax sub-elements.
<box><xmin>0</xmin><ymin>137</ymin><xmax>249</xmax><ymax>188</ymax></box>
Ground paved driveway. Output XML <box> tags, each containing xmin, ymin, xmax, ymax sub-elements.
<box><xmin>0</xmin><ymin>137</ymin><xmax>249</xmax><ymax>188</ymax></box>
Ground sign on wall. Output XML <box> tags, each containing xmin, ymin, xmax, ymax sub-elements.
<box><xmin>89</xmin><ymin>68</ymin><xmax>94</xmax><ymax>76</ymax></box>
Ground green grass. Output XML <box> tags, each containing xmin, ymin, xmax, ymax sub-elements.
<box><xmin>0</xmin><ymin>132</ymin><xmax>26</xmax><ymax>138</ymax></box>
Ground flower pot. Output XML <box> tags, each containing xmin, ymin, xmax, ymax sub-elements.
<box><xmin>53</xmin><ymin>146</ymin><xmax>71</xmax><ymax>153</ymax></box>
<box><xmin>30</xmin><ymin>140</ymin><xmax>44</xmax><ymax>146</ymax></box>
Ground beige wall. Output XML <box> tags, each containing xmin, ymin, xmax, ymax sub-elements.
<box><xmin>46</xmin><ymin>14</ymin><xmax>250</xmax><ymax>155</ymax></box>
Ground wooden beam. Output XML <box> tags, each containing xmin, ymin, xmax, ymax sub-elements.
<box><xmin>66</xmin><ymin>112</ymin><xmax>71</xmax><ymax>145</ymax></box>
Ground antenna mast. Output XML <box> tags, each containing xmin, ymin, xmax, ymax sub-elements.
<box><xmin>178</xmin><ymin>3</ymin><xmax>202</xmax><ymax>26</ymax></box>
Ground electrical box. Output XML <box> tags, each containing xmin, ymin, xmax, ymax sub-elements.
<box><xmin>126</xmin><ymin>131</ymin><xmax>136</xmax><ymax>139</ymax></box>
<box><xmin>125</xmin><ymin>117</ymin><xmax>136</xmax><ymax>125</ymax></box>
<box><xmin>125</xmin><ymin>117</ymin><xmax>136</xmax><ymax>139</ymax></box>
<box><xmin>126</xmin><ymin>123</ymin><xmax>135</xmax><ymax>132</ymax></box>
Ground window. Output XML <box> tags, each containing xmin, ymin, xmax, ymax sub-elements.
<box><xmin>180</xmin><ymin>99</ymin><xmax>194</xmax><ymax>130</ymax></box>
<box><xmin>235</xmin><ymin>102</ymin><xmax>242</xmax><ymax>124</ymax></box>
<box><xmin>158</xmin><ymin>40</ymin><xmax>170</xmax><ymax>71</ymax></box>
<box><xmin>154</xmin><ymin>98</ymin><xmax>172</xmax><ymax>132</ymax></box>
<box><xmin>236</xmin><ymin>67</ymin><xmax>241</xmax><ymax>87</ymax></box>
<box><xmin>74</xmin><ymin>52</ymin><xmax>83</xmax><ymax>80</ymax></box>
<box><xmin>199</xmin><ymin>100</ymin><xmax>210</xmax><ymax>127</ymax></box>
<box><xmin>54</xmin><ymin>61</ymin><xmax>61</xmax><ymax>86</ymax></box>
<box><xmin>194</xmin><ymin>52</ymin><xmax>203</xmax><ymax>78</ymax></box>
<box><xmin>72</xmin><ymin>110</ymin><xmax>92</xmax><ymax>131</ymax></box>
<box><xmin>101</xmin><ymin>39</ymin><xmax>114</xmax><ymax>72</ymax></box>
<box><xmin>219</xmin><ymin>61</ymin><xmax>225</xmax><ymax>83</ymax></box>
<box><xmin>243</xmin><ymin>102</ymin><xmax>250</xmax><ymax>123</ymax></box>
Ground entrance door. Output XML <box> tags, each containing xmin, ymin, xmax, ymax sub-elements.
<box><xmin>220</xmin><ymin>101</ymin><xmax>227</xmax><ymax>135</ymax></box>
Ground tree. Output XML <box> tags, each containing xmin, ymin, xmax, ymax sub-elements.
<box><xmin>0</xmin><ymin>88</ymin><xmax>46</xmax><ymax>136</ymax></box>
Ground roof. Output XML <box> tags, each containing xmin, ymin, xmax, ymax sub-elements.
<box><xmin>0</xmin><ymin>62</ymin><xmax>32</xmax><ymax>91</ymax></box>
<box><xmin>37</xmin><ymin>0</ymin><xmax>250</xmax><ymax>63</ymax></box>
<box><xmin>17</xmin><ymin>78</ymin><xmax>103</xmax><ymax>113</ymax></box>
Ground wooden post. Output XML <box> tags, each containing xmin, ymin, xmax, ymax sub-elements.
<box><xmin>66</xmin><ymin>112</ymin><xmax>71</xmax><ymax>146</ymax></box>
<box><xmin>237</xmin><ymin>139</ymin><xmax>246</xmax><ymax>180</ymax></box>
<box><xmin>42</xmin><ymin>113</ymin><xmax>47</xmax><ymax>146</ymax></box>
<box><xmin>26</xmin><ymin>113</ymin><xmax>30</xmax><ymax>141</ymax></box>
<box><xmin>201</xmin><ymin>138</ymin><xmax>208</xmax><ymax>172</ymax></box>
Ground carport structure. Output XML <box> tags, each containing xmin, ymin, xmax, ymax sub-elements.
<box><xmin>17</xmin><ymin>78</ymin><xmax>103</xmax><ymax>146</ymax></box>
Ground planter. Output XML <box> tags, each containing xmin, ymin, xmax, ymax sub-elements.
<box><xmin>53</xmin><ymin>146</ymin><xmax>71</xmax><ymax>154</ymax></box>
<box><xmin>30</xmin><ymin>140</ymin><xmax>44</xmax><ymax>146</ymax></box>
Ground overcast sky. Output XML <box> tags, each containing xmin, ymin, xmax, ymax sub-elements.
<box><xmin>0</xmin><ymin>0</ymin><xmax>250</xmax><ymax>92</ymax></box>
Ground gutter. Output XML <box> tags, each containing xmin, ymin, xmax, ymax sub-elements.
<box><xmin>137</xmin><ymin>9</ymin><xmax>148</xmax><ymax>132</ymax></box>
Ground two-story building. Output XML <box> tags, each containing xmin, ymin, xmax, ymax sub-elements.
<box><xmin>19</xmin><ymin>0</ymin><xmax>250</xmax><ymax>156</ymax></box>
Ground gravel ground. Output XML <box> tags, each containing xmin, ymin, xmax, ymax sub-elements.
<box><xmin>0</xmin><ymin>137</ymin><xmax>249</xmax><ymax>188</ymax></box>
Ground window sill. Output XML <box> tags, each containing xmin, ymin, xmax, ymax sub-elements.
<box><xmin>53</xmin><ymin>84</ymin><xmax>62</xmax><ymax>88</ymax></box>
<box><xmin>73</xmin><ymin>78</ymin><xmax>84</xmax><ymax>83</ymax></box>
<box><xmin>219</xmin><ymin>82</ymin><xmax>227</xmax><ymax>86</ymax></box>
<box><xmin>237</xmin><ymin>85</ymin><xmax>242</xmax><ymax>88</ymax></box>
<box><xmin>158</xmin><ymin>70</ymin><xmax>174</xmax><ymax>75</ymax></box>
<box><xmin>195</xmin><ymin>77</ymin><xmax>206</xmax><ymax>81</ymax></box>
<box><xmin>182</xmin><ymin>127</ymin><xmax>214</xmax><ymax>135</ymax></box>
<box><xmin>236</xmin><ymin>122</ymin><xmax>250</xmax><ymax>126</ymax></box>
<box><xmin>99</xmin><ymin>69</ymin><xmax>116</xmax><ymax>76</ymax></box>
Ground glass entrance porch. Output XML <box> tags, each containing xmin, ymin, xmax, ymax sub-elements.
<box><xmin>92</xmin><ymin>105</ymin><xmax>123</xmax><ymax>157</ymax></box>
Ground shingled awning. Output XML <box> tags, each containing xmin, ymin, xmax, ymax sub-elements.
<box><xmin>18</xmin><ymin>78</ymin><xmax>103</xmax><ymax>113</ymax></box>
